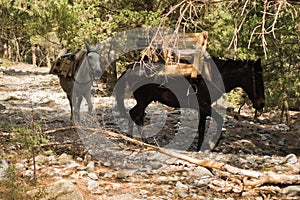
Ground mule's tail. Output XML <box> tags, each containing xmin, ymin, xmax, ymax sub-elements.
<box><xmin>114</xmin><ymin>70</ymin><xmax>128</xmax><ymax>117</ymax></box>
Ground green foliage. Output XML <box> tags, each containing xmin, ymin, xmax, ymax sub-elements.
<box><xmin>11</xmin><ymin>125</ymin><xmax>41</xmax><ymax>157</ymax></box>
<box><xmin>0</xmin><ymin>164</ymin><xmax>29</xmax><ymax>200</ymax></box>
<box><xmin>0</xmin><ymin>118</ymin><xmax>48</xmax><ymax>184</ymax></box>
<box><xmin>22</xmin><ymin>0</ymin><xmax>80</xmax><ymax>48</ymax></box>
<box><xmin>204</xmin><ymin>4</ymin><xmax>235</xmax><ymax>57</ymax></box>
<box><xmin>262</xmin><ymin>5</ymin><xmax>300</xmax><ymax>110</ymax></box>
<box><xmin>0</xmin><ymin>120</ymin><xmax>14</xmax><ymax>132</ymax></box>
<box><xmin>0</xmin><ymin>163</ymin><xmax>47</xmax><ymax>199</ymax></box>
<box><xmin>226</xmin><ymin>89</ymin><xmax>246</xmax><ymax>110</ymax></box>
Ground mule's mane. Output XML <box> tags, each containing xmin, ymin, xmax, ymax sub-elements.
<box><xmin>211</xmin><ymin>55</ymin><xmax>252</xmax><ymax>65</ymax></box>
<box><xmin>75</xmin><ymin>50</ymin><xmax>86</xmax><ymax>61</ymax></box>
<box><xmin>210</xmin><ymin>55</ymin><xmax>254</xmax><ymax>74</ymax></box>
<box><xmin>68</xmin><ymin>50</ymin><xmax>87</xmax><ymax>77</ymax></box>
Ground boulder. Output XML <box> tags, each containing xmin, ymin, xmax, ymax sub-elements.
<box><xmin>28</xmin><ymin>179</ymin><xmax>83</xmax><ymax>200</ymax></box>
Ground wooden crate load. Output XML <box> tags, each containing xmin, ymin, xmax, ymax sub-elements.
<box><xmin>160</xmin><ymin>31</ymin><xmax>208</xmax><ymax>78</ymax></box>
<box><xmin>49</xmin><ymin>50</ymin><xmax>86</xmax><ymax>77</ymax></box>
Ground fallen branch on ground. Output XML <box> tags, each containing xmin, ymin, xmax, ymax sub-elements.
<box><xmin>40</xmin><ymin>126</ymin><xmax>300</xmax><ymax>188</ymax></box>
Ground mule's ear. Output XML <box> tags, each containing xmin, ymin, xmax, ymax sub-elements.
<box><xmin>85</xmin><ymin>42</ymin><xmax>91</xmax><ymax>52</ymax></box>
<box><xmin>95</xmin><ymin>43</ymin><xmax>100</xmax><ymax>51</ymax></box>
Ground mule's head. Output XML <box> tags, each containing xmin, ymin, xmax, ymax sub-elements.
<box><xmin>245</xmin><ymin>58</ymin><xmax>265</xmax><ymax>110</ymax></box>
<box><xmin>85</xmin><ymin>42</ymin><xmax>102</xmax><ymax>76</ymax></box>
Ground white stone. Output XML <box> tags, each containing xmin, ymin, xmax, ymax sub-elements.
<box><xmin>175</xmin><ymin>181</ymin><xmax>188</xmax><ymax>191</ymax></box>
<box><xmin>284</xmin><ymin>154</ymin><xmax>297</xmax><ymax>164</ymax></box>
<box><xmin>282</xmin><ymin>185</ymin><xmax>300</xmax><ymax>196</ymax></box>
<box><xmin>88</xmin><ymin>172</ymin><xmax>98</xmax><ymax>180</ymax></box>
<box><xmin>58</xmin><ymin>153</ymin><xmax>73</xmax><ymax>165</ymax></box>
<box><xmin>87</xmin><ymin>180</ymin><xmax>99</xmax><ymax>191</ymax></box>
<box><xmin>45</xmin><ymin>179</ymin><xmax>83</xmax><ymax>200</ymax></box>
<box><xmin>0</xmin><ymin>159</ymin><xmax>9</xmax><ymax>178</ymax></box>
<box><xmin>86</xmin><ymin>161</ymin><xmax>95</xmax><ymax>172</ymax></box>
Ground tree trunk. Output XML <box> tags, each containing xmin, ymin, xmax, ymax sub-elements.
<box><xmin>104</xmin><ymin>42</ymin><xmax>118</xmax><ymax>95</ymax></box>
<box><xmin>278</xmin><ymin>40</ymin><xmax>290</xmax><ymax>124</ymax></box>
<box><xmin>46</xmin><ymin>47</ymin><xmax>51</xmax><ymax>68</ymax></box>
<box><xmin>7</xmin><ymin>41</ymin><xmax>12</xmax><ymax>61</ymax></box>
<box><xmin>280</xmin><ymin>100</ymin><xmax>290</xmax><ymax>124</ymax></box>
<box><xmin>14</xmin><ymin>37</ymin><xmax>21</xmax><ymax>62</ymax></box>
<box><xmin>31</xmin><ymin>44</ymin><xmax>37</xmax><ymax>67</ymax></box>
<box><xmin>2</xmin><ymin>42</ymin><xmax>7</xmax><ymax>58</ymax></box>
<box><xmin>106</xmin><ymin>60</ymin><xmax>117</xmax><ymax>95</ymax></box>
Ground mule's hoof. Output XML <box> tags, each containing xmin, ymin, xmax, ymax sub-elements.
<box><xmin>72</xmin><ymin>116</ymin><xmax>81</xmax><ymax>123</ymax></box>
<box><xmin>125</xmin><ymin>133</ymin><xmax>133</xmax><ymax>138</ymax></box>
<box><xmin>141</xmin><ymin>137</ymin><xmax>149</xmax><ymax>144</ymax></box>
<box><xmin>70</xmin><ymin>120</ymin><xmax>76</xmax><ymax>126</ymax></box>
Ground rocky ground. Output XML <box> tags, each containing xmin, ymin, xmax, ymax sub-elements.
<box><xmin>0</xmin><ymin>62</ymin><xmax>300</xmax><ymax>199</ymax></box>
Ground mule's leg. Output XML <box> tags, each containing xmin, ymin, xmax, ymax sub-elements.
<box><xmin>197</xmin><ymin>108</ymin><xmax>224</xmax><ymax>151</ymax></box>
<box><xmin>127</xmin><ymin>117</ymin><xmax>134</xmax><ymax>137</ymax></box>
<box><xmin>73</xmin><ymin>96</ymin><xmax>83</xmax><ymax>121</ymax></box>
<box><xmin>84</xmin><ymin>92</ymin><xmax>93</xmax><ymax>115</ymax></box>
<box><xmin>127</xmin><ymin>104</ymin><xmax>144</xmax><ymax>138</ymax></box>
<box><xmin>129</xmin><ymin>104</ymin><xmax>145</xmax><ymax>127</ymax></box>
<box><xmin>197</xmin><ymin>112</ymin><xmax>208</xmax><ymax>151</ymax></box>
<box><xmin>67</xmin><ymin>94</ymin><xmax>73</xmax><ymax>120</ymax></box>
<box><xmin>128</xmin><ymin>100</ymin><xmax>151</xmax><ymax>139</ymax></box>
<box><xmin>211</xmin><ymin>108</ymin><xmax>224</xmax><ymax>148</ymax></box>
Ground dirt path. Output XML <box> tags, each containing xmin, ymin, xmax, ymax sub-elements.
<box><xmin>1</xmin><ymin>62</ymin><xmax>300</xmax><ymax>199</ymax></box>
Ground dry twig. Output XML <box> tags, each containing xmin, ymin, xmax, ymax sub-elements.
<box><xmin>40</xmin><ymin>126</ymin><xmax>300</xmax><ymax>188</ymax></box>
<box><xmin>159</xmin><ymin>0</ymin><xmax>298</xmax><ymax>58</ymax></box>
